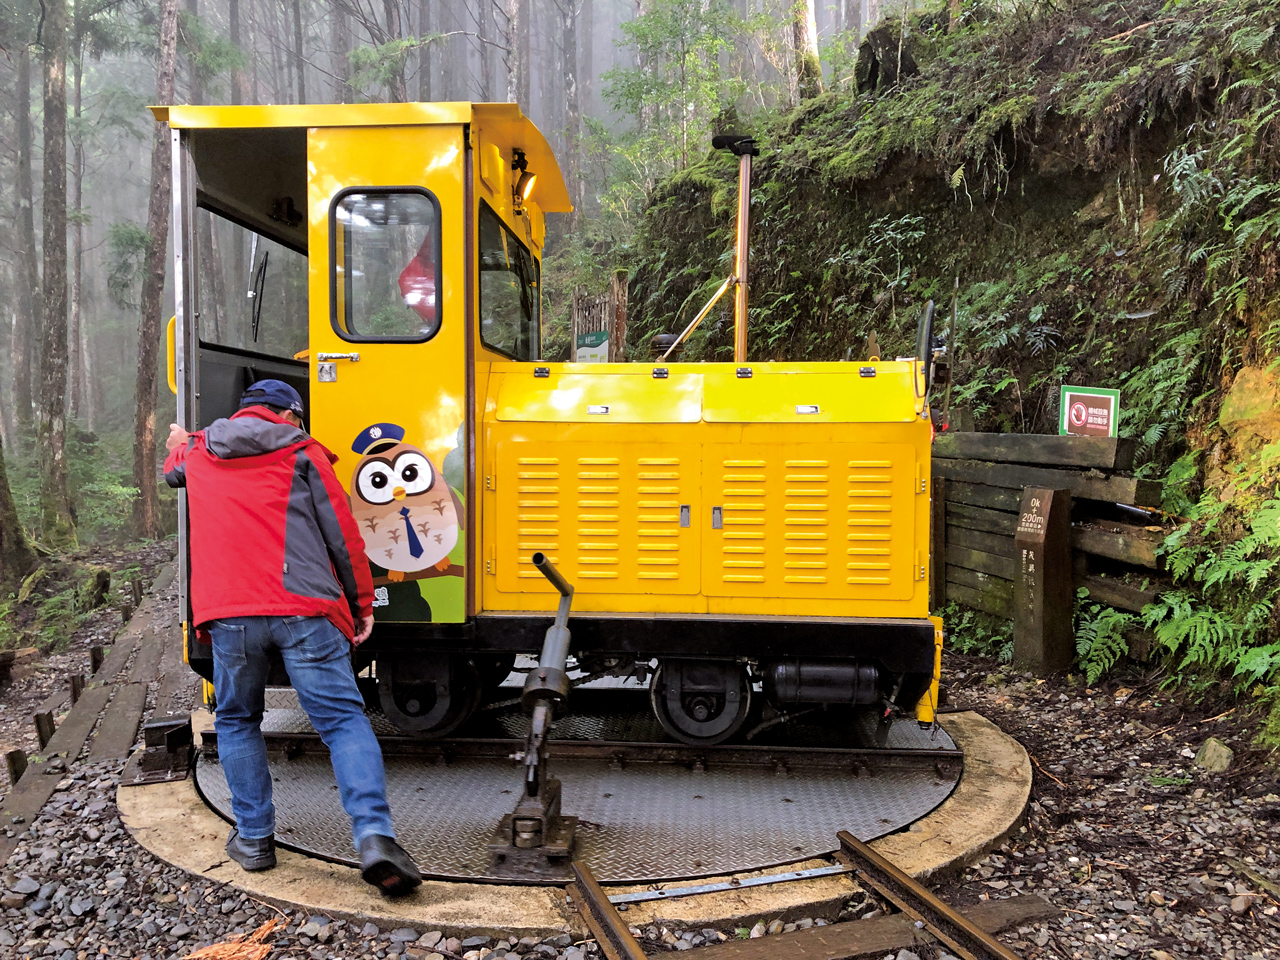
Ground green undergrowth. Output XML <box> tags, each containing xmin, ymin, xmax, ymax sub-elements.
<box><xmin>5</xmin><ymin>562</ymin><xmax>112</xmax><ymax>653</ymax></box>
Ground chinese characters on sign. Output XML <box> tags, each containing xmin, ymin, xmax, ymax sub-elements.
<box><xmin>1059</xmin><ymin>386</ymin><xmax>1120</xmax><ymax>438</ymax></box>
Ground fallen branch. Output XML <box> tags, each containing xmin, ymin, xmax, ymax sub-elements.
<box><xmin>1102</xmin><ymin>18</ymin><xmax>1175</xmax><ymax>42</ymax></box>
<box><xmin>184</xmin><ymin>918</ymin><xmax>286</xmax><ymax>960</ymax></box>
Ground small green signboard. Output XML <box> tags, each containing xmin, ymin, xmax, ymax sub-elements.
<box><xmin>576</xmin><ymin>330</ymin><xmax>609</xmax><ymax>363</ymax></box>
<box><xmin>1059</xmin><ymin>385</ymin><xmax>1120</xmax><ymax>438</ymax></box>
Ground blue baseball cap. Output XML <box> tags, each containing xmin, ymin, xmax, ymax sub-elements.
<box><xmin>239</xmin><ymin>379</ymin><xmax>305</xmax><ymax>417</ymax></box>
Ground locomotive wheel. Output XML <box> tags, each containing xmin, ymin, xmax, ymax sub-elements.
<box><xmin>650</xmin><ymin>659</ymin><xmax>752</xmax><ymax>746</ymax></box>
<box><xmin>377</xmin><ymin>654</ymin><xmax>482</xmax><ymax>738</ymax></box>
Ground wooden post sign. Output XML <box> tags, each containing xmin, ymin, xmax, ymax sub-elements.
<box><xmin>1013</xmin><ymin>487</ymin><xmax>1074</xmax><ymax>674</ymax></box>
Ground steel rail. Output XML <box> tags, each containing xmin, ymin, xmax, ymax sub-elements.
<box><xmin>568</xmin><ymin>862</ymin><xmax>647</xmax><ymax>960</ymax></box>
<box><xmin>238</xmin><ymin>728</ymin><xmax>962</xmax><ymax>772</ymax></box>
<box><xmin>837</xmin><ymin>831</ymin><xmax>1024</xmax><ymax>960</ymax></box>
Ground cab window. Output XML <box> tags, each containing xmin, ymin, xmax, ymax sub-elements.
<box><xmin>330</xmin><ymin>188</ymin><xmax>441</xmax><ymax>342</ymax></box>
<box><xmin>479</xmin><ymin>202</ymin><xmax>539</xmax><ymax>360</ymax></box>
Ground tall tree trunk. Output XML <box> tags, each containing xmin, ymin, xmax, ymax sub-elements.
<box><xmin>70</xmin><ymin>25</ymin><xmax>85</xmax><ymax>423</ymax></box>
<box><xmin>230</xmin><ymin>0</ymin><xmax>246</xmax><ymax>103</ymax></box>
<box><xmin>792</xmin><ymin>0</ymin><xmax>822</xmax><ymax>100</ymax></box>
<box><xmin>185</xmin><ymin>0</ymin><xmax>226</xmax><ymax>342</ymax></box>
<box><xmin>477</xmin><ymin>0</ymin><xmax>492</xmax><ymax>100</ymax></box>
<box><xmin>249</xmin><ymin>0</ymin><xmax>261</xmax><ymax>103</ymax></box>
<box><xmin>418</xmin><ymin>0</ymin><xmax>432</xmax><ymax>102</ymax></box>
<box><xmin>0</xmin><ymin>435</ymin><xmax>36</xmax><ymax>595</ymax></box>
<box><xmin>291</xmin><ymin>0</ymin><xmax>307</xmax><ymax>102</ymax></box>
<box><xmin>13</xmin><ymin>46</ymin><xmax>39</xmax><ymax>438</ymax></box>
<box><xmin>269</xmin><ymin>0</ymin><xmax>288</xmax><ymax>104</ymax></box>
<box><xmin>38</xmin><ymin>0</ymin><xmax>75</xmax><ymax>547</ymax></box>
<box><xmin>131</xmin><ymin>0</ymin><xmax>180</xmax><ymax>540</ymax></box>
<box><xmin>504</xmin><ymin>0</ymin><xmax>527</xmax><ymax>106</ymax></box>
<box><xmin>559</xmin><ymin>0</ymin><xmax>581</xmax><ymax>231</ymax></box>
<box><xmin>331</xmin><ymin>0</ymin><xmax>350</xmax><ymax>101</ymax></box>
<box><xmin>380</xmin><ymin>0</ymin><xmax>408</xmax><ymax>100</ymax></box>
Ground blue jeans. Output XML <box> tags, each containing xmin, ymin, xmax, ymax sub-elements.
<box><xmin>208</xmin><ymin>615</ymin><xmax>395</xmax><ymax>847</ymax></box>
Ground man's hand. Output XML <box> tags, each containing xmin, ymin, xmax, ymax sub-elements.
<box><xmin>352</xmin><ymin>616</ymin><xmax>374</xmax><ymax>646</ymax></box>
<box><xmin>166</xmin><ymin>423</ymin><xmax>191</xmax><ymax>454</ymax></box>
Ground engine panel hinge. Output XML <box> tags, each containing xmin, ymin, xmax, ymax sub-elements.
<box><xmin>486</xmin><ymin>543</ymin><xmax>496</xmax><ymax>575</ymax></box>
<box><xmin>914</xmin><ymin>549</ymin><xmax>926</xmax><ymax>581</ymax></box>
<box><xmin>916</xmin><ymin>463</ymin><xmax>927</xmax><ymax>494</ymax></box>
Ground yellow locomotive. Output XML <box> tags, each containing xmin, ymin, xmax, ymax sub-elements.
<box><xmin>158</xmin><ymin>102</ymin><xmax>944</xmax><ymax>746</ymax></box>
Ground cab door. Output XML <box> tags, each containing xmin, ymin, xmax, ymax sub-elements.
<box><xmin>306</xmin><ymin>123</ymin><xmax>470</xmax><ymax>624</ymax></box>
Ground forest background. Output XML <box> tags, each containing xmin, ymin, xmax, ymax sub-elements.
<box><xmin>3</xmin><ymin>0</ymin><xmax>1280</xmax><ymax>739</ymax></box>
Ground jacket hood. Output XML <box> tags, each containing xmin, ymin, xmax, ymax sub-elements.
<box><xmin>204</xmin><ymin>407</ymin><xmax>308</xmax><ymax>460</ymax></box>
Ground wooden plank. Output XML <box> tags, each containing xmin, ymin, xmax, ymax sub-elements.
<box><xmin>694</xmin><ymin>894</ymin><xmax>1055</xmax><ymax>960</ymax></box>
<box><xmin>946</xmin><ymin>524</ymin><xmax>1016</xmax><ymax>559</ymax></box>
<box><xmin>153</xmin><ymin>622</ymin><xmax>199</xmax><ymax>722</ymax></box>
<box><xmin>947</xmin><ymin>580</ymin><xmax>1013</xmax><ymax>618</ymax></box>
<box><xmin>933</xmin><ymin>458</ymin><xmax>1161</xmax><ymax>506</ymax></box>
<box><xmin>129</xmin><ymin>624</ymin><xmax>166</xmax><ymax>684</ymax></box>
<box><xmin>92</xmin><ymin>631</ymin><xmax>138</xmax><ymax>686</ymax></box>
<box><xmin>942</xmin><ymin>480</ymin><xmax>1023</xmax><ymax>512</ymax></box>
<box><xmin>36</xmin><ymin>687</ymin><xmax>68</xmax><ymax>717</ymax></box>
<box><xmin>946</xmin><ymin>502</ymin><xmax>1017</xmax><ymax>537</ymax></box>
<box><xmin>933</xmin><ymin>432</ymin><xmax>1136</xmax><ymax>471</ymax></box>
<box><xmin>946</xmin><ymin>565</ymin><xmax>1015</xmax><ymax>601</ymax></box>
<box><xmin>1078</xmin><ymin>575</ymin><xmax>1162</xmax><ymax>613</ymax></box>
<box><xmin>1072</xmin><ymin>524</ymin><xmax>1161</xmax><ymax>568</ymax></box>
<box><xmin>945</xmin><ymin>544</ymin><xmax>1016</xmax><ymax>580</ymax></box>
<box><xmin>0</xmin><ymin>773</ymin><xmax>61</xmax><ymax>864</ymax></box>
<box><xmin>42</xmin><ymin>684</ymin><xmax>111</xmax><ymax>760</ymax></box>
<box><xmin>930</xmin><ymin>477</ymin><xmax>947</xmax><ymax>612</ymax></box>
<box><xmin>0</xmin><ymin>683</ymin><xmax>115</xmax><ymax>863</ymax></box>
<box><xmin>89</xmin><ymin>683</ymin><xmax>149</xmax><ymax>761</ymax></box>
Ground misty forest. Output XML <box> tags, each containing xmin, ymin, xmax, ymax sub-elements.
<box><xmin>5</xmin><ymin>0</ymin><xmax>1280</xmax><ymax>742</ymax></box>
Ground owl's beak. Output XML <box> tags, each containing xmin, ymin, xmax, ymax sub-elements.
<box><xmin>392</xmin><ymin>486</ymin><xmax>407</xmax><ymax>500</ymax></box>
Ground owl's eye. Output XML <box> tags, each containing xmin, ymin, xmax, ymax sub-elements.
<box><xmin>393</xmin><ymin>452</ymin><xmax>433</xmax><ymax>495</ymax></box>
<box><xmin>356</xmin><ymin>460</ymin><xmax>396</xmax><ymax>504</ymax></box>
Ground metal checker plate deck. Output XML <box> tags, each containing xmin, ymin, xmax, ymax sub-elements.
<box><xmin>197</xmin><ymin>691</ymin><xmax>959</xmax><ymax>884</ymax></box>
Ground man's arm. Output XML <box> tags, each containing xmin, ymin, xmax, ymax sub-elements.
<box><xmin>163</xmin><ymin>425</ymin><xmax>193</xmax><ymax>488</ymax></box>
<box><xmin>299</xmin><ymin>446</ymin><xmax>375</xmax><ymax>634</ymax></box>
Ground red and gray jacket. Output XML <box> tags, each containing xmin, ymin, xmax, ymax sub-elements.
<box><xmin>164</xmin><ymin>407</ymin><xmax>374</xmax><ymax>640</ymax></box>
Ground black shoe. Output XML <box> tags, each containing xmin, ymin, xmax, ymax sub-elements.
<box><xmin>359</xmin><ymin>835</ymin><xmax>422</xmax><ymax>896</ymax></box>
<box><xmin>225</xmin><ymin>828</ymin><xmax>276</xmax><ymax>871</ymax></box>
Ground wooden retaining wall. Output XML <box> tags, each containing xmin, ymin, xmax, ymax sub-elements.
<box><xmin>930</xmin><ymin>433</ymin><xmax>1169</xmax><ymax>623</ymax></box>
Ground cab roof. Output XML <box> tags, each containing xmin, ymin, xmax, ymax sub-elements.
<box><xmin>149</xmin><ymin>102</ymin><xmax>572</xmax><ymax>214</ymax></box>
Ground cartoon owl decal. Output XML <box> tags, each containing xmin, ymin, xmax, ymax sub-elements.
<box><xmin>350</xmin><ymin>423</ymin><xmax>462</xmax><ymax>582</ymax></box>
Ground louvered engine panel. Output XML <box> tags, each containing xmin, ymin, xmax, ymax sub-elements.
<box><xmin>495</xmin><ymin>441</ymin><xmax>701</xmax><ymax>595</ymax></box>
<box><xmin>703</xmin><ymin>443</ymin><xmax>917</xmax><ymax>600</ymax></box>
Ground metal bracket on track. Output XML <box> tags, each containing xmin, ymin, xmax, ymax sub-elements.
<box><xmin>121</xmin><ymin>716</ymin><xmax>194</xmax><ymax>786</ymax></box>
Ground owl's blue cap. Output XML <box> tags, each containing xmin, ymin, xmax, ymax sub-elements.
<box><xmin>352</xmin><ymin>422</ymin><xmax>405</xmax><ymax>456</ymax></box>
<box><xmin>239</xmin><ymin>379</ymin><xmax>305</xmax><ymax>417</ymax></box>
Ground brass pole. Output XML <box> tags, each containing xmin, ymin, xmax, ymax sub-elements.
<box><xmin>733</xmin><ymin>151</ymin><xmax>752</xmax><ymax>363</ymax></box>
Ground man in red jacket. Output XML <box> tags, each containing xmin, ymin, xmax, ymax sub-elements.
<box><xmin>165</xmin><ymin>379</ymin><xmax>421</xmax><ymax>896</ymax></box>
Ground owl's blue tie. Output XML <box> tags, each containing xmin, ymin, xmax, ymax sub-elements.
<box><xmin>400</xmin><ymin>506</ymin><xmax>424</xmax><ymax>559</ymax></box>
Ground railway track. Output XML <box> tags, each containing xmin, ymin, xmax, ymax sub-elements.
<box><xmin>569</xmin><ymin>832</ymin><xmax>1042</xmax><ymax>960</ymax></box>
